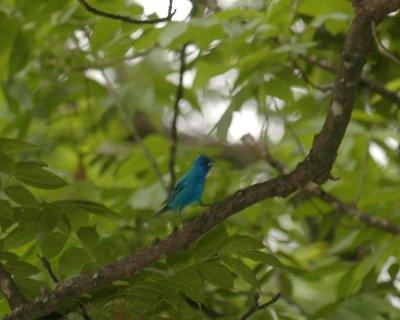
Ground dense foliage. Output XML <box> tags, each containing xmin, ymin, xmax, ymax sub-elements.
<box><xmin>0</xmin><ymin>0</ymin><xmax>400</xmax><ymax>319</ymax></box>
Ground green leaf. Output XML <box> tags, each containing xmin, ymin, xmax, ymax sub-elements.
<box><xmin>53</xmin><ymin>200</ymin><xmax>122</xmax><ymax>220</ymax></box>
<box><xmin>3</xmin><ymin>224</ymin><xmax>37</xmax><ymax>250</ymax></box>
<box><xmin>0</xmin><ymin>138</ymin><xmax>38</xmax><ymax>154</ymax></box>
<box><xmin>77</xmin><ymin>226</ymin><xmax>99</xmax><ymax>250</ymax></box>
<box><xmin>220</xmin><ymin>235</ymin><xmax>264</xmax><ymax>255</ymax></box>
<box><xmin>220</xmin><ymin>255</ymin><xmax>258</xmax><ymax>287</ymax></box>
<box><xmin>242</xmin><ymin>250</ymin><xmax>302</xmax><ymax>274</ymax></box>
<box><xmin>194</xmin><ymin>224</ymin><xmax>229</xmax><ymax>260</ymax></box>
<box><xmin>40</xmin><ymin>232</ymin><xmax>69</xmax><ymax>259</ymax></box>
<box><xmin>3</xmin><ymin>185</ymin><xmax>37</xmax><ymax>207</ymax></box>
<box><xmin>5</xmin><ymin>260</ymin><xmax>39</xmax><ymax>278</ymax></box>
<box><xmin>0</xmin><ymin>13</ymin><xmax>18</xmax><ymax>55</ymax></box>
<box><xmin>58</xmin><ymin>247</ymin><xmax>91</xmax><ymax>277</ymax></box>
<box><xmin>14</xmin><ymin>167</ymin><xmax>68</xmax><ymax>189</ymax></box>
<box><xmin>0</xmin><ymin>152</ymin><xmax>14</xmax><ymax>174</ymax></box>
<box><xmin>172</xmin><ymin>266</ymin><xmax>204</xmax><ymax>302</ymax></box>
<box><xmin>9</xmin><ymin>29</ymin><xmax>33</xmax><ymax>77</ymax></box>
<box><xmin>197</xmin><ymin>261</ymin><xmax>234</xmax><ymax>288</ymax></box>
<box><xmin>14</xmin><ymin>161</ymin><xmax>47</xmax><ymax>171</ymax></box>
<box><xmin>216</xmin><ymin>107</ymin><xmax>233</xmax><ymax>142</ymax></box>
<box><xmin>0</xmin><ymin>200</ymin><xmax>13</xmax><ymax>221</ymax></box>
<box><xmin>158</xmin><ymin>22</ymin><xmax>188</xmax><ymax>47</ymax></box>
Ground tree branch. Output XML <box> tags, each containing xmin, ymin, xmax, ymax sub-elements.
<box><xmin>77</xmin><ymin>0</ymin><xmax>176</xmax><ymax>24</ymax></box>
<box><xmin>240</xmin><ymin>292</ymin><xmax>281</xmax><ymax>320</ymax></box>
<box><xmin>303</xmin><ymin>56</ymin><xmax>400</xmax><ymax>107</ymax></box>
<box><xmin>169</xmin><ymin>44</ymin><xmax>187</xmax><ymax>191</ymax></box>
<box><xmin>5</xmin><ymin>1</ymin><xmax>400</xmax><ymax>319</ymax></box>
<box><xmin>0</xmin><ymin>264</ymin><xmax>27</xmax><ymax>309</ymax></box>
<box><xmin>371</xmin><ymin>21</ymin><xmax>400</xmax><ymax>65</ymax></box>
<box><xmin>38</xmin><ymin>255</ymin><xmax>59</xmax><ymax>284</ymax></box>
<box><xmin>243</xmin><ymin>134</ymin><xmax>400</xmax><ymax>234</ymax></box>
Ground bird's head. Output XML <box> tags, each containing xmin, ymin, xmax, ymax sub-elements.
<box><xmin>194</xmin><ymin>155</ymin><xmax>213</xmax><ymax>173</ymax></box>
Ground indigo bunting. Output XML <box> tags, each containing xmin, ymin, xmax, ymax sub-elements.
<box><xmin>154</xmin><ymin>155</ymin><xmax>212</xmax><ymax>218</ymax></box>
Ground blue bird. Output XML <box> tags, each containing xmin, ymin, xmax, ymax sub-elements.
<box><xmin>154</xmin><ymin>155</ymin><xmax>212</xmax><ymax>218</ymax></box>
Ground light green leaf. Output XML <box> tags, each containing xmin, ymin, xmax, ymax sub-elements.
<box><xmin>158</xmin><ymin>22</ymin><xmax>188</xmax><ymax>47</ymax></box>
<box><xmin>216</xmin><ymin>108</ymin><xmax>233</xmax><ymax>142</ymax></box>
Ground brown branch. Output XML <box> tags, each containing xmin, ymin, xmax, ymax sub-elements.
<box><xmin>4</xmin><ymin>1</ymin><xmax>400</xmax><ymax>319</ymax></box>
<box><xmin>240</xmin><ymin>292</ymin><xmax>281</xmax><ymax>320</ymax></box>
<box><xmin>243</xmin><ymin>134</ymin><xmax>400</xmax><ymax>234</ymax></box>
<box><xmin>304</xmin><ymin>56</ymin><xmax>400</xmax><ymax>107</ymax></box>
<box><xmin>77</xmin><ymin>0</ymin><xmax>176</xmax><ymax>24</ymax></box>
<box><xmin>0</xmin><ymin>264</ymin><xmax>27</xmax><ymax>309</ymax></box>
<box><xmin>38</xmin><ymin>255</ymin><xmax>92</xmax><ymax>320</ymax></box>
<box><xmin>169</xmin><ymin>44</ymin><xmax>187</xmax><ymax>191</ymax></box>
<box><xmin>371</xmin><ymin>21</ymin><xmax>400</xmax><ymax>65</ymax></box>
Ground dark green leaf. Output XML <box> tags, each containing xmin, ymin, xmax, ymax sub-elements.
<box><xmin>3</xmin><ymin>185</ymin><xmax>37</xmax><ymax>207</ymax></box>
<box><xmin>53</xmin><ymin>200</ymin><xmax>122</xmax><ymax>220</ymax></box>
<box><xmin>197</xmin><ymin>261</ymin><xmax>233</xmax><ymax>288</ymax></box>
<box><xmin>0</xmin><ymin>152</ymin><xmax>14</xmax><ymax>174</ymax></box>
<box><xmin>194</xmin><ymin>224</ymin><xmax>229</xmax><ymax>260</ymax></box>
<box><xmin>14</xmin><ymin>167</ymin><xmax>68</xmax><ymax>189</ymax></box>
<box><xmin>40</xmin><ymin>232</ymin><xmax>69</xmax><ymax>259</ymax></box>
<box><xmin>220</xmin><ymin>235</ymin><xmax>263</xmax><ymax>255</ymax></box>
<box><xmin>0</xmin><ymin>138</ymin><xmax>38</xmax><ymax>154</ymax></box>
<box><xmin>220</xmin><ymin>255</ymin><xmax>258</xmax><ymax>287</ymax></box>
<box><xmin>77</xmin><ymin>226</ymin><xmax>99</xmax><ymax>250</ymax></box>
<box><xmin>58</xmin><ymin>247</ymin><xmax>91</xmax><ymax>277</ymax></box>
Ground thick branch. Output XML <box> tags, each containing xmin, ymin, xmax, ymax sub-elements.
<box><xmin>5</xmin><ymin>1</ymin><xmax>400</xmax><ymax>319</ymax></box>
<box><xmin>0</xmin><ymin>264</ymin><xmax>27</xmax><ymax>309</ymax></box>
<box><xmin>77</xmin><ymin>0</ymin><xmax>176</xmax><ymax>24</ymax></box>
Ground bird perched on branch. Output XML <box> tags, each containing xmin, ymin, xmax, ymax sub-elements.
<box><xmin>154</xmin><ymin>155</ymin><xmax>212</xmax><ymax>218</ymax></box>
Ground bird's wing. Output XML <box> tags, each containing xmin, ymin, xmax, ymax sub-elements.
<box><xmin>165</xmin><ymin>177</ymin><xmax>187</xmax><ymax>204</ymax></box>
<box><xmin>154</xmin><ymin>177</ymin><xmax>187</xmax><ymax>218</ymax></box>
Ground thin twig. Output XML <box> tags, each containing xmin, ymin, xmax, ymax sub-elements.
<box><xmin>38</xmin><ymin>255</ymin><xmax>59</xmax><ymax>284</ymax></box>
<box><xmin>240</xmin><ymin>292</ymin><xmax>281</xmax><ymax>320</ymax></box>
<box><xmin>38</xmin><ymin>255</ymin><xmax>92</xmax><ymax>320</ymax></box>
<box><xmin>293</xmin><ymin>61</ymin><xmax>333</xmax><ymax>92</ymax></box>
<box><xmin>77</xmin><ymin>0</ymin><xmax>176</xmax><ymax>24</ymax></box>
<box><xmin>99</xmin><ymin>68</ymin><xmax>168</xmax><ymax>193</ymax></box>
<box><xmin>371</xmin><ymin>21</ymin><xmax>400</xmax><ymax>65</ymax></box>
<box><xmin>169</xmin><ymin>44</ymin><xmax>187</xmax><ymax>191</ymax></box>
<box><xmin>0</xmin><ymin>264</ymin><xmax>27</xmax><ymax>309</ymax></box>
